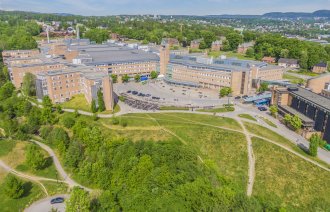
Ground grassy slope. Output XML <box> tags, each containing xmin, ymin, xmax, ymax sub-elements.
<box><xmin>0</xmin><ymin>140</ymin><xmax>58</xmax><ymax>179</ymax></box>
<box><xmin>252</xmin><ymin>137</ymin><xmax>330</xmax><ymax>210</ymax></box>
<box><xmin>244</xmin><ymin>122</ymin><xmax>330</xmax><ymax>169</ymax></box>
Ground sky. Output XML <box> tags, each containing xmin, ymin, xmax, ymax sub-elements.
<box><xmin>0</xmin><ymin>0</ymin><xmax>329</xmax><ymax>16</ymax></box>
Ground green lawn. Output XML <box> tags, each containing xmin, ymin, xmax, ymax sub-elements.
<box><xmin>0</xmin><ymin>139</ymin><xmax>17</xmax><ymax>157</ymax></box>
<box><xmin>283</xmin><ymin>74</ymin><xmax>305</xmax><ymax>84</ymax></box>
<box><xmin>196</xmin><ymin>107</ymin><xmax>235</xmax><ymax>113</ymax></box>
<box><xmin>238</xmin><ymin>114</ymin><xmax>257</xmax><ymax>121</ymax></box>
<box><xmin>60</xmin><ymin>94</ymin><xmax>91</xmax><ymax>112</ymax></box>
<box><xmin>244</xmin><ymin>122</ymin><xmax>330</xmax><ymax>169</ymax></box>
<box><xmin>252</xmin><ymin>137</ymin><xmax>330</xmax><ymax>211</ymax></box>
<box><xmin>0</xmin><ymin>140</ymin><xmax>59</xmax><ymax>180</ymax></box>
<box><xmin>42</xmin><ymin>181</ymin><xmax>68</xmax><ymax>196</ymax></box>
<box><xmin>208</xmin><ymin>51</ymin><xmax>254</xmax><ymax>60</ymax></box>
<box><xmin>0</xmin><ymin>175</ymin><xmax>46</xmax><ymax>212</ymax></box>
<box><xmin>259</xmin><ymin>116</ymin><xmax>277</xmax><ymax>128</ymax></box>
<box><xmin>287</xmin><ymin>70</ymin><xmax>319</xmax><ymax>77</ymax></box>
<box><xmin>61</xmin><ymin>94</ymin><xmax>121</xmax><ymax>114</ymax></box>
<box><xmin>159</xmin><ymin>106</ymin><xmax>189</xmax><ymax>111</ymax></box>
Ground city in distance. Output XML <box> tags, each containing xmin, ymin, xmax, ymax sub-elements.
<box><xmin>0</xmin><ymin>1</ymin><xmax>330</xmax><ymax>211</ymax></box>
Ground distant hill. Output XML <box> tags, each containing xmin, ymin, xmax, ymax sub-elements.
<box><xmin>263</xmin><ymin>10</ymin><xmax>330</xmax><ymax>18</ymax></box>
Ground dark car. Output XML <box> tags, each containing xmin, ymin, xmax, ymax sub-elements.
<box><xmin>258</xmin><ymin>107</ymin><xmax>267</xmax><ymax>111</ymax></box>
<box><xmin>146</xmin><ymin>94</ymin><xmax>151</xmax><ymax>97</ymax></box>
<box><xmin>127</xmin><ymin>90</ymin><xmax>132</xmax><ymax>93</ymax></box>
<box><xmin>50</xmin><ymin>197</ymin><xmax>64</xmax><ymax>204</ymax></box>
<box><xmin>242</xmin><ymin>95</ymin><xmax>248</xmax><ymax>98</ymax></box>
<box><xmin>132</xmin><ymin>91</ymin><xmax>138</xmax><ymax>95</ymax></box>
<box><xmin>235</xmin><ymin>96</ymin><xmax>241</xmax><ymax>99</ymax></box>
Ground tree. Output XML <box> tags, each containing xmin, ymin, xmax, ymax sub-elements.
<box><xmin>309</xmin><ymin>134</ymin><xmax>319</xmax><ymax>157</ymax></box>
<box><xmin>245</xmin><ymin>48</ymin><xmax>255</xmax><ymax>58</ymax></box>
<box><xmin>150</xmin><ymin>71</ymin><xmax>158</xmax><ymax>79</ymax></box>
<box><xmin>220</xmin><ymin>87</ymin><xmax>232</xmax><ymax>98</ymax></box>
<box><xmin>22</xmin><ymin>72</ymin><xmax>36</xmax><ymax>96</ymax></box>
<box><xmin>42</xmin><ymin>95</ymin><xmax>53</xmax><ymax>109</ymax></box>
<box><xmin>91</xmin><ymin>99</ymin><xmax>97</xmax><ymax>113</ymax></box>
<box><xmin>258</xmin><ymin>82</ymin><xmax>269</xmax><ymax>92</ymax></box>
<box><xmin>284</xmin><ymin>114</ymin><xmax>292</xmax><ymax>125</ymax></box>
<box><xmin>66</xmin><ymin>187</ymin><xmax>90</xmax><ymax>212</ymax></box>
<box><xmin>83</xmin><ymin>28</ymin><xmax>109</xmax><ymax>44</ymax></box>
<box><xmin>226</xmin><ymin>33</ymin><xmax>243</xmax><ymax>51</ymax></box>
<box><xmin>97</xmin><ymin>90</ymin><xmax>106</xmax><ymax>112</ymax></box>
<box><xmin>111</xmin><ymin>74</ymin><xmax>118</xmax><ymax>83</ymax></box>
<box><xmin>309</xmin><ymin>133</ymin><xmax>326</xmax><ymax>148</ymax></box>
<box><xmin>61</xmin><ymin>115</ymin><xmax>75</xmax><ymax>129</ymax></box>
<box><xmin>122</xmin><ymin>74</ymin><xmax>130</xmax><ymax>83</ymax></box>
<box><xmin>134</xmin><ymin>74</ymin><xmax>141</xmax><ymax>82</ymax></box>
<box><xmin>0</xmin><ymin>81</ymin><xmax>15</xmax><ymax>101</ymax></box>
<box><xmin>26</xmin><ymin>145</ymin><xmax>46</xmax><ymax>170</ymax></box>
<box><xmin>269</xmin><ymin>105</ymin><xmax>278</xmax><ymax>117</ymax></box>
<box><xmin>3</xmin><ymin>175</ymin><xmax>24</xmax><ymax>199</ymax></box>
<box><xmin>290</xmin><ymin>115</ymin><xmax>302</xmax><ymax>131</ymax></box>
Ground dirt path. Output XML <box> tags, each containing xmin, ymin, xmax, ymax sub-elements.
<box><xmin>30</xmin><ymin>140</ymin><xmax>92</xmax><ymax>192</ymax></box>
<box><xmin>237</xmin><ymin>120</ymin><xmax>255</xmax><ymax>196</ymax></box>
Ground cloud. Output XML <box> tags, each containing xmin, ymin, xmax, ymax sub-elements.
<box><xmin>0</xmin><ymin>0</ymin><xmax>329</xmax><ymax>15</ymax></box>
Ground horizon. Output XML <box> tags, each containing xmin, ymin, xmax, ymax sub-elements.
<box><xmin>0</xmin><ymin>0</ymin><xmax>329</xmax><ymax>16</ymax></box>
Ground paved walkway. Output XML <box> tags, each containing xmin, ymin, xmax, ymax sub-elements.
<box><xmin>25</xmin><ymin>194</ymin><xmax>68</xmax><ymax>212</ymax></box>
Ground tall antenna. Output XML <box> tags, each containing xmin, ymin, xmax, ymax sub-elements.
<box><xmin>76</xmin><ymin>25</ymin><xmax>80</xmax><ymax>40</ymax></box>
<box><xmin>46</xmin><ymin>26</ymin><xmax>50</xmax><ymax>44</ymax></box>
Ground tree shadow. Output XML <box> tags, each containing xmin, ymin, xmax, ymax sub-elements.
<box><xmin>21</xmin><ymin>181</ymin><xmax>33</xmax><ymax>198</ymax></box>
<box><xmin>298</xmin><ymin>143</ymin><xmax>309</xmax><ymax>154</ymax></box>
<box><xmin>42</xmin><ymin>156</ymin><xmax>53</xmax><ymax>169</ymax></box>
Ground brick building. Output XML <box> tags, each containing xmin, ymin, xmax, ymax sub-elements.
<box><xmin>36</xmin><ymin>67</ymin><xmax>114</xmax><ymax>110</ymax></box>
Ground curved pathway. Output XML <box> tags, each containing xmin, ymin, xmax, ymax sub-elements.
<box><xmin>30</xmin><ymin>140</ymin><xmax>92</xmax><ymax>192</ymax></box>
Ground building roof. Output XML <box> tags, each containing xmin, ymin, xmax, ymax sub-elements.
<box><xmin>71</xmin><ymin>43</ymin><xmax>159</xmax><ymax>65</ymax></box>
<box><xmin>290</xmin><ymin>87</ymin><xmax>330</xmax><ymax>112</ymax></box>
<box><xmin>279</xmin><ymin>105</ymin><xmax>315</xmax><ymax>125</ymax></box>
<box><xmin>278</xmin><ymin>58</ymin><xmax>298</xmax><ymax>65</ymax></box>
<box><xmin>169</xmin><ymin>55</ymin><xmax>281</xmax><ymax>72</ymax></box>
<box><xmin>314</xmin><ymin>62</ymin><xmax>328</xmax><ymax>68</ymax></box>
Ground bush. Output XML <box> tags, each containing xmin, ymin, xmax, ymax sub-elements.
<box><xmin>120</xmin><ymin>120</ymin><xmax>128</xmax><ymax>127</ymax></box>
<box><xmin>3</xmin><ymin>175</ymin><xmax>24</xmax><ymax>199</ymax></box>
<box><xmin>119</xmin><ymin>96</ymin><xmax>126</xmax><ymax>102</ymax></box>
<box><xmin>61</xmin><ymin>115</ymin><xmax>76</xmax><ymax>129</ymax></box>
<box><xmin>112</xmin><ymin>118</ymin><xmax>119</xmax><ymax>125</ymax></box>
<box><xmin>39</xmin><ymin>125</ymin><xmax>53</xmax><ymax>139</ymax></box>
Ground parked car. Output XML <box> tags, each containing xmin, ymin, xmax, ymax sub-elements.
<box><xmin>132</xmin><ymin>91</ymin><xmax>138</xmax><ymax>95</ymax></box>
<box><xmin>50</xmin><ymin>197</ymin><xmax>64</xmax><ymax>204</ymax></box>
<box><xmin>235</xmin><ymin>96</ymin><xmax>241</xmax><ymax>99</ymax></box>
<box><xmin>258</xmin><ymin>106</ymin><xmax>267</xmax><ymax>111</ymax></box>
<box><xmin>127</xmin><ymin>90</ymin><xmax>132</xmax><ymax>93</ymax></box>
<box><xmin>242</xmin><ymin>95</ymin><xmax>248</xmax><ymax>98</ymax></box>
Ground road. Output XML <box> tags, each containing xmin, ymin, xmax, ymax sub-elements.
<box><xmin>25</xmin><ymin>194</ymin><xmax>68</xmax><ymax>212</ymax></box>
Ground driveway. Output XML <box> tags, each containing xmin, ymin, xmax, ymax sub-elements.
<box><xmin>25</xmin><ymin>194</ymin><xmax>68</xmax><ymax>212</ymax></box>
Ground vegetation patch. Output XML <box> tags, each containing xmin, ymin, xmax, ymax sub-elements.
<box><xmin>159</xmin><ymin>106</ymin><xmax>189</xmax><ymax>111</ymax></box>
<box><xmin>252</xmin><ymin>137</ymin><xmax>330</xmax><ymax>211</ymax></box>
<box><xmin>196</xmin><ymin>106</ymin><xmax>235</xmax><ymax>113</ymax></box>
<box><xmin>259</xmin><ymin>116</ymin><xmax>277</xmax><ymax>128</ymax></box>
<box><xmin>238</xmin><ymin>114</ymin><xmax>256</xmax><ymax>121</ymax></box>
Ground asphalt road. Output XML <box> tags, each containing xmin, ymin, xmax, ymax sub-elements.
<box><xmin>25</xmin><ymin>194</ymin><xmax>68</xmax><ymax>212</ymax></box>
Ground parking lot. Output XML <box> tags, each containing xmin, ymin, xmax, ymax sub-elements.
<box><xmin>114</xmin><ymin>80</ymin><xmax>229</xmax><ymax>108</ymax></box>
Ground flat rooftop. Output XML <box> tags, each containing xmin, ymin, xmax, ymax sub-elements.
<box><xmin>290</xmin><ymin>88</ymin><xmax>330</xmax><ymax>112</ymax></box>
<box><xmin>279</xmin><ymin>105</ymin><xmax>315</xmax><ymax>124</ymax></box>
<box><xmin>170</xmin><ymin>56</ymin><xmax>282</xmax><ymax>72</ymax></box>
<box><xmin>71</xmin><ymin>43</ymin><xmax>159</xmax><ymax>65</ymax></box>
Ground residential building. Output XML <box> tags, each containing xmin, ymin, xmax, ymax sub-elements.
<box><xmin>36</xmin><ymin>66</ymin><xmax>114</xmax><ymax>110</ymax></box>
<box><xmin>272</xmin><ymin>87</ymin><xmax>330</xmax><ymax>144</ymax></box>
<box><xmin>190</xmin><ymin>39</ymin><xmax>202</xmax><ymax>49</ymax></box>
<box><xmin>278</xmin><ymin>58</ymin><xmax>300</xmax><ymax>69</ymax></box>
<box><xmin>211</xmin><ymin>40</ymin><xmax>223</xmax><ymax>51</ymax></box>
<box><xmin>312</xmin><ymin>62</ymin><xmax>328</xmax><ymax>74</ymax></box>
<box><xmin>307</xmin><ymin>74</ymin><xmax>330</xmax><ymax>94</ymax></box>
<box><xmin>237</xmin><ymin>42</ymin><xmax>254</xmax><ymax>54</ymax></box>
<box><xmin>262</xmin><ymin>57</ymin><xmax>276</xmax><ymax>64</ymax></box>
<box><xmin>161</xmin><ymin>38</ymin><xmax>179</xmax><ymax>47</ymax></box>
